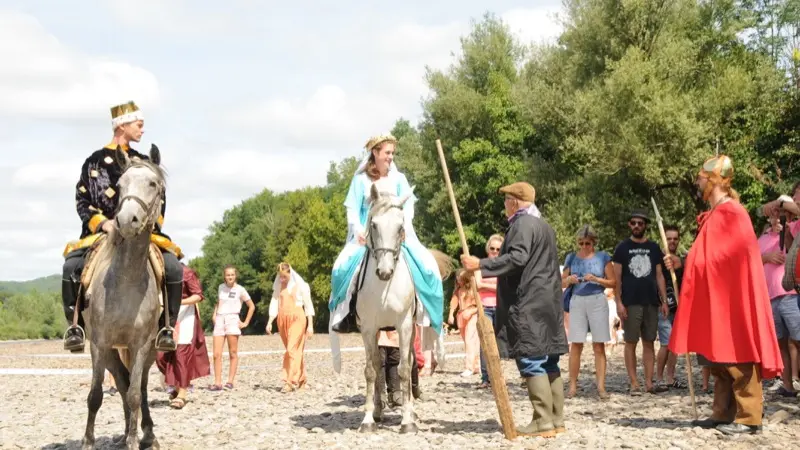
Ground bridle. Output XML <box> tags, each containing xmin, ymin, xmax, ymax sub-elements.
<box><xmin>114</xmin><ymin>163</ymin><xmax>164</xmax><ymax>235</ymax></box>
<box><xmin>365</xmin><ymin>203</ymin><xmax>405</xmax><ymax>268</ymax></box>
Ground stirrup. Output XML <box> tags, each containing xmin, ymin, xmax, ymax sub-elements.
<box><xmin>63</xmin><ymin>325</ymin><xmax>86</xmax><ymax>352</ymax></box>
<box><xmin>155</xmin><ymin>327</ymin><xmax>177</xmax><ymax>351</ymax></box>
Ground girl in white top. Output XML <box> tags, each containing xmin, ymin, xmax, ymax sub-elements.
<box><xmin>210</xmin><ymin>265</ymin><xmax>255</xmax><ymax>391</ymax></box>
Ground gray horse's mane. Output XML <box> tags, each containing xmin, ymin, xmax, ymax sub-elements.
<box><xmin>128</xmin><ymin>156</ymin><xmax>168</xmax><ymax>186</ymax></box>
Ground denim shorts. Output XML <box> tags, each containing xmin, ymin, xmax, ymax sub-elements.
<box><xmin>657</xmin><ymin>311</ymin><xmax>675</xmax><ymax>346</ymax></box>
<box><xmin>515</xmin><ymin>354</ymin><xmax>561</xmax><ymax>378</ymax></box>
<box><xmin>772</xmin><ymin>294</ymin><xmax>800</xmax><ymax>341</ymax></box>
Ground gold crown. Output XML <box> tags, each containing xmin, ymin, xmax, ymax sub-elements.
<box><xmin>364</xmin><ymin>134</ymin><xmax>398</xmax><ymax>151</ymax></box>
<box><xmin>701</xmin><ymin>155</ymin><xmax>734</xmax><ymax>180</ymax></box>
<box><xmin>110</xmin><ymin>101</ymin><xmax>140</xmax><ymax>119</ymax></box>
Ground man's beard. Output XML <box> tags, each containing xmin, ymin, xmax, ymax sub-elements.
<box><xmin>632</xmin><ymin>228</ymin><xmax>646</xmax><ymax>238</ymax></box>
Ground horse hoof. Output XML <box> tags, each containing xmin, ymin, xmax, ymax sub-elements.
<box><xmin>140</xmin><ymin>438</ymin><xmax>160</xmax><ymax>450</ymax></box>
<box><xmin>373</xmin><ymin>414</ymin><xmax>383</xmax><ymax>423</ymax></box>
<box><xmin>358</xmin><ymin>423</ymin><xmax>378</xmax><ymax>433</ymax></box>
<box><xmin>81</xmin><ymin>440</ymin><xmax>94</xmax><ymax>450</ymax></box>
<box><xmin>400</xmin><ymin>423</ymin><xmax>419</xmax><ymax>434</ymax></box>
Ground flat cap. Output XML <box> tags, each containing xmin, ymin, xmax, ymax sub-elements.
<box><xmin>499</xmin><ymin>182</ymin><xmax>535</xmax><ymax>202</ymax></box>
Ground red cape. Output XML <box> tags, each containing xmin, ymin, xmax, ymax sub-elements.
<box><xmin>668</xmin><ymin>201</ymin><xmax>782</xmax><ymax>379</ymax></box>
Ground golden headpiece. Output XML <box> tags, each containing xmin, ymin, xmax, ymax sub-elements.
<box><xmin>364</xmin><ymin>134</ymin><xmax>398</xmax><ymax>151</ymax></box>
<box><xmin>698</xmin><ymin>155</ymin><xmax>734</xmax><ymax>201</ymax></box>
<box><xmin>110</xmin><ymin>101</ymin><xmax>144</xmax><ymax>130</ymax></box>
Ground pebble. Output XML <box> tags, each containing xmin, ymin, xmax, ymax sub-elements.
<box><xmin>2</xmin><ymin>335</ymin><xmax>796</xmax><ymax>449</ymax></box>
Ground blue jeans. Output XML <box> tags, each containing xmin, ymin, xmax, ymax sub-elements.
<box><xmin>515</xmin><ymin>354</ymin><xmax>562</xmax><ymax>378</ymax></box>
<box><xmin>479</xmin><ymin>307</ymin><xmax>496</xmax><ymax>383</ymax></box>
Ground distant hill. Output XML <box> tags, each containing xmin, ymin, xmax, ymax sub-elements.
<box><xmin>0</xmin><ymin>274</ymin><xmax>61</xmax><ymax>295</ymax></box>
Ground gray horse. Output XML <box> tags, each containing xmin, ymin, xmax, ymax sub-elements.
<box><xmin>81</xmin><ymin>146</ymin><xmax>167</xmax><ymax>450</ymax></box>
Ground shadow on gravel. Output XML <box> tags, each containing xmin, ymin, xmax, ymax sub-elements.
<box><xmin>42</xmin><ymin>435</ymin><xmax>126</xmax><ymax>450</ymax></box>
<box><xmin>326</xmin><ymin>394</ymin><xmax>365</xmax><ymax>408</ymax></box>
<box><xmin>611</xmin><ymin>417</ymin><xmax>695</xmax><ymax>430</ymax></box>
<box><xmin>424</xmin><ymin>418</ymin><xmax>500</xmax><ymax>434</ymax></box>
<box><xmin>290</xmin><ymin>410</ymin><xmax>366</xmax><ymax>432</ymax></box>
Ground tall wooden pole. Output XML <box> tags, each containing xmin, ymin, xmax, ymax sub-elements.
<box><xmin>436</xmin><ymin>139</ymin><xmax>517</xmax><ymax>440</ymax></box>
<box><xmin>650</xmin><ymin>197</ymin><xmax>698</xmax><ymax>420</ymax></box>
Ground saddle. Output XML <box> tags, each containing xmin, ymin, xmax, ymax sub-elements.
<box><xmin>80</xmin><ymin>234</ymin><xmax>166</xmax><ymax>306</ymax></box>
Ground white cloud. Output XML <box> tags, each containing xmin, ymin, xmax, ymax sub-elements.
<box><xmin>502</xmin><ymin>6</ymin><xmax>563</xmax><ymax>47</ymax></box>
<box><xmin>105</xmin><ymin>0</ymin><xmax>231</xmax><ymax>34</ymax></box>
<box><xmin>230</xmin><ymin>7</ymin><xmax>563</xmax><ymax>149</ymax></box>
<box><xmin>11</xmin><ymin>161</ymin><xmax>80</xmax><ymax>189</ymax></box>
<box><xmin>0</xmin><ymin>11</ymin><xmax>160</xmax><ymax>120</ymax></box>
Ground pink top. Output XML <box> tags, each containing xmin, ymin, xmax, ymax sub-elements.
<box><xmin>478</xmin><ymin>277</ymin><xmax>497</xmax><ymax>307</ymax></box>
<box><xmin>758</xmin><ymin>231</ymin><xmax>796</xmax><ymax>299</ymax></box>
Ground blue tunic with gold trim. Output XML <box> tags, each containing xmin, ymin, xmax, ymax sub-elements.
<box><xmin>64</xmin><ymin>141</ymin><xmax>181</xmax><ymax>258</ymax></box>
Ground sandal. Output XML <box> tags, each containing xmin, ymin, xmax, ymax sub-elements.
<box><xmin>629</xmin><ymin>387</ymin><xmax>643</xmax><ymax>396</ymax></box>
<box><xmin>281</xmin><ymin>383</ymin><xmax>295</xmax><ymax>393</ymax></box>
<box><xmin>670</xmin><ymin>380</ymin><xmax>688</xmax><ymax>389</ymax></box>
<box><xmin>598</xmin><ymin>390</ymin><xmax>610</xmax><ymax>400</ymax></box>
<box><xmin>169</xmin><ymin>397</ymin><xmax>186</xmax><ymax>409</ymax></box>
<box><xmin>208</xmin><ymin>385</ymin><xmax>223</xmax><ymax>392</ymax></box>
<box><xmin>651</xmin><ymin>382</ymin><xmax>670</xmax><ymax>394</ymax></box>
<box><xmin>223</xmin><ymin>383</ymin><xmax>234</xmax><ymax>390</ymax></box>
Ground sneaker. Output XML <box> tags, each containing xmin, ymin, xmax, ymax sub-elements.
<box><xmin>767</xmin><ymin>378</ymin><xmax>783</xmax><ymax>392</ymax></box>
<box><xmin>460</xmin><ymin>370</ymin><xmax>474</xmax><ymax>377</ymax></box>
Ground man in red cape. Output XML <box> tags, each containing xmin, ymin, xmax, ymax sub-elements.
<box><xmin>667</xmin><ymin>155</ymin><xmax>782</xmax><ymax>435</ymax></box>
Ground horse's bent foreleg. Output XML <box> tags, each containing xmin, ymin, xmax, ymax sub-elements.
<box><xmin>358</xmin><ymin>331</ymin><xmax>381</xmax><ymax>433</ymax></box>
<box><xmin>398</xmin><ymin>321</ymin><xmax>418</xmax><ymax>434</ymax></box>
<box><xmin>82</xmin><ymin>345</ymin><xmax>105</xmax><ymax>450</ymax></box>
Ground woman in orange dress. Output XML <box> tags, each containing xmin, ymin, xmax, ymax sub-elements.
<box><xmin>448</xmin><ymin>269</ymin><xmax>480</xmax><ymax>377</ymax></box>
<box><xmin>266</xmin><ymin>263</ymin><xmax>315</xmax><ymax>392</ymax></box>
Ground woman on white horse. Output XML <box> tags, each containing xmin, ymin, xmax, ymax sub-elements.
<box><xmin>328</xmin><ymin>134</ymin><xmax>445</xmax><ymax>371</ymax></box>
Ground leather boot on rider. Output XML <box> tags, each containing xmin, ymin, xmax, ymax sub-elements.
<box><xmin>155</xmin><ymin>253</ymin><xmax>183</xmax><ymax>352</ymax></box>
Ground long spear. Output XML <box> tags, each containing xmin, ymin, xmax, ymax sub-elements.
<box><xmin>435</xmin><ymin>139</ymin><xmax>517</xmax><ymax>440</ymax></box>
<box><xmin>650</xmin><ymin>197</ymin><xmax>698</xmax><ymax>420</ymax></box>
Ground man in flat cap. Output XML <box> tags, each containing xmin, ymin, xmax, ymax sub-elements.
<box><xmin>461</xmin><ymin>182</ymin><xmax>568</xmax><ymax>438</ymax></box>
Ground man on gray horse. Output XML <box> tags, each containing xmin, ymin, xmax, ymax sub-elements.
<box><xmin>61</xmin><ymin>100</ymin><xmax>183</xmax><ymax>353</ymax></box>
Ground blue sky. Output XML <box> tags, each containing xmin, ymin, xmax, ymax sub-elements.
<box><xmin>0</xmin><ymin>0</ymin><xmax>562</xmax><ymax>280</ymax></box>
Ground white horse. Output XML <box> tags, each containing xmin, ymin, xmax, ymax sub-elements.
<box><xmin>357</xmin><ymin>183</ymin><xmax>452</xmax><ymax>434</ymax></box>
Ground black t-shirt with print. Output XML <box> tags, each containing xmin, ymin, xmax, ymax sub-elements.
<box><xmin>612</xmin><ymin>238</ymin><xmax>664</xmax><ymax>307</ymax></box>
<box><xmin>661</xmin><ymin>256</ymin><xmax>684</xmax><ymax>312</ymax></box>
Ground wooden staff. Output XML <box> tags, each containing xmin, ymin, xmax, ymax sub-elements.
<box><xmin>436</xmin><ymin>139</ymin><xmax>517</xmax><ymax>440</ymax></box>
<box><xmin>650</xmin><ymin>197</ymin><xmax>698</xmax><ymax>420</ymax></box>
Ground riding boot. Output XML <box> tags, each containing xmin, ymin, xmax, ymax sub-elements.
<box><xmin>518</xmin><ymin>375</ymin><xmax>556</xmax><ymax>437</ymax></box>
<box><xmin>386</xmin><ymin>348</ymin><xmax>403</xmax><ymax>407</ymax></box>
<box><xmin>155</xmin><ymin>280</ymin><xmax>181</xmax><ymax>352</ymax></box>
<box><xmin>549</xmin><ymin>373</ymin><xmax>566</xmax><ymax>433</ymax></box>
<box><xmin>331</xmin><ymin>291</ymin><xmax>360</xmax><ymax>333</ymax></box>
<box><xmin>62</xmin><ymin>277</ymin><xmax>85</xmax><ymax>352</ymax></box>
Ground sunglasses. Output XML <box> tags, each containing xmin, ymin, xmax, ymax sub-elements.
<box><xmin>488</xmin><ymin>247</ymin><xmax>501</xmax><ymax>252</ymax></box>
<box><xmin>629</xmin><ymin>220</ymin><xmax>646</xmax><ymax>227</ymax></box>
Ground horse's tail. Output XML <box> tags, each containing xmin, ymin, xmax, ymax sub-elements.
<box><xmin>429</xmin><ymin>249</ymin><xmax>455</xmax><ymax>280</ymax></box>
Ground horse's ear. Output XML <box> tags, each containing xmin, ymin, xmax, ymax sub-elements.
<box><xmin>370</xmin><ymin>183</ymin><xmax>380</xmax><ymax>203</ymax></box>
<box><xmin>149</xmin><ymin>144</ymin><xmax>161</xmax><ymax>165</ymax></box>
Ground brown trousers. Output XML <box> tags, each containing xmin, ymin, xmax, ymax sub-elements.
<box><xmin>708</xmin><ymin>363</ymin><xmax>763</xmax><ymax>426</ymax></box>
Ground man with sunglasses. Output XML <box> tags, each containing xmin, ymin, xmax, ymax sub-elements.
<box><xmin>612</xmin><ymin>211</ymin><xmax>669</xmax><ymax>395</ymax></box>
